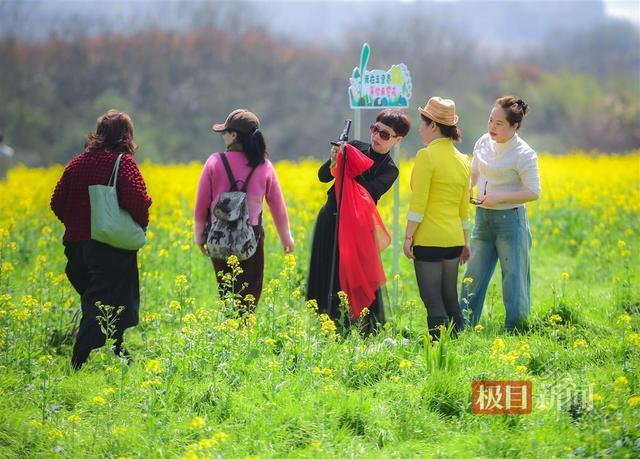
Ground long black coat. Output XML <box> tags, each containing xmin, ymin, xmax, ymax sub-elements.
<box><xmin>306</xmin><ymin>140</ymin><xmax>398</xmax><ymax>331</ymax></box>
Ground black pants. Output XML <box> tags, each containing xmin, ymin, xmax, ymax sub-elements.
<box><xmin>64</xmin><ymin>240</ymin><xmax>139</xmax><ymax>369</ymax></box>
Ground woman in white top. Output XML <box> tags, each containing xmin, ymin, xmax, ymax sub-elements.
<box><xmin>460</xmin><ymin>96</ymin><xmax>541</xmax><ymax>331</ymax></box>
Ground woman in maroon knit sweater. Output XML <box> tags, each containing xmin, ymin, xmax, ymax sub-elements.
<box><xmin>51</xmin><ymin>109</ymin><xmax>152</xmax><ymax>369</ymax></box>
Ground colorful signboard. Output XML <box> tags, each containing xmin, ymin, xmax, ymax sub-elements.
<box><xmin>348</xmin><ymin>43</ymin><xmax>412</xmax><ymax>109</ymax></box>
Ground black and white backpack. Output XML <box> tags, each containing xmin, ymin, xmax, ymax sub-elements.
<box><xmin>206</xmin><ymin>153</ymin><xmax>258</xmax><ymax>261</ymax></box>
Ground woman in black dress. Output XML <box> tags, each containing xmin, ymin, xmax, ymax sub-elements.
<box><xmin>306</xmin><ymin>109</ymin><xmax>411</xmax><ymax>334</ymax></box>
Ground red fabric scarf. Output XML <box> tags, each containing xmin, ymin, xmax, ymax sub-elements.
<box><xmin>334</xmin><ymin>144</ymin><xmax>391</xmax><ymax>320</ymax></box>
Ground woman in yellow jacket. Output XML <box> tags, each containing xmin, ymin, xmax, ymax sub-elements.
<box><xmin>403</xmin><ymin>97</ymin><xmax>471</xmax><ymax>341</ymax></box>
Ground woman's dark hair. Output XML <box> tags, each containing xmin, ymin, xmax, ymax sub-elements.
<box><xmin>495</xmin><ymin>96</ymin><xmax>529</xmax><ymax>130</ymax></box>
<box><xmin>376</xmin><ymin>109</ymin><xmax>411</xmax><ymax>137</ymax></box>
<box><xmin>420</xmin><ymin>114</ymin><xmax>462</xmax><ymax>142</ymax></box>
<box><xmin>85</xmin><ymin>109</ymin><xmax>138</xmax><ymax>154</ymax></box>
<box><xmin>233</xmin><ymin>129</ymin><xmax>268</xmax><ymax>167</ymax></box>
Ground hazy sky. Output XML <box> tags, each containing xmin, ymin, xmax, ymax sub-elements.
<box><xmin>604</xmin><ymin>0</ymin><xmax>640</xmax><ymax>24</ymax></box>
<box><xmin>260</xmin><ymin>0</ymin><xmax>639</xmax><ymax>25</ymax></box>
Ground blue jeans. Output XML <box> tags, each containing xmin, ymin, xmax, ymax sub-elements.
<box><xmin>460</xmin><ymin>206</ymin><xmax>532</xmax><ymax>330</ymax></box>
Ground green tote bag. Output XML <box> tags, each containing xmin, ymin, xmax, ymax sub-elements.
<box><xmin>89</xmin><ymin>154</ymin><xmax>147</xmax><ymax>250</ymax></box>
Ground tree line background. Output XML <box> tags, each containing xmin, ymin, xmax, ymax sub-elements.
<box><xmin>1</xmin><ymin>0</ymin><xmax>639</xmax><ymax>165</ymax></box>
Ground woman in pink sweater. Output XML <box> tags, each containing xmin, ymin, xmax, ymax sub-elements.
<box><xmin>194</xmin><ymin>109</ymin><xmax>294</xmax><ymax>316</ymax></box>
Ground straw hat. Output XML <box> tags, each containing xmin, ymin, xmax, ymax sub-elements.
<box><xmin>418</xmin><ymin>97</ymin><xmax>459</xmax><ymax>126</ymax></box>
<box><xmin>212</xmin><ymin>109</ymin><xmax>260</xmax><ymax>135</ymax></box>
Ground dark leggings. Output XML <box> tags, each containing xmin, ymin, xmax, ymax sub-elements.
<box><xmin>414</xmin><ymin>257</ymin><xmax>464</xmax><ymax>341</ymax></box>
<box><xmin>212</xmin><ymin>233</ymin><xmax>265</xmax><ymax>317</ymax></box>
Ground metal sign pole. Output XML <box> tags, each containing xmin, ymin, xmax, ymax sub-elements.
<box><xmin>353</xmin><ymin>110</ymin><xmax>361</xmax><ymax>143</ymax></box>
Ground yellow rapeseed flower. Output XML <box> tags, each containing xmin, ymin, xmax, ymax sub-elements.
<box><xmin>319</xmin><ymin>314</ymin><xmax>337</xmax><ymax>338</ymax></box>
<box><xmin>322</xmin><ymin>384</ymin><xmax>337</xmax><ymax>393</ymax></box>
<box><xmin>616</xmin><ymin>314</ymin><xmax>631</xmax><ymax>326</ymax></box>
<box><xmin>492</xmin><ymin>338</ymin><xmax>506</xmax><ymax>352</ymax></box>
<box><xmin>38</xmin><ymin>354</ymin><xmax>53</xmax><ymax>364</ymax></box>
<box><xmin>182</xmin><ymin>313</ymin><xmax>197</xmax><ymax>324</ymax></box>
<box><xmin>190</xmin><ymin>416</ymin><xmax>206</xmax><ymax>430</ymax></box>
<box><xmin>48</xmin><ymin>428</ymin><xmax>64</xmax><ymax>440</ymax></box>
<box><xmin>92</xmin><ymin>395</ymin><xmax>106</xmax><ymax>406</ymax></box>
<box><xmin>246</xmin><ymin>313</ymin><xmax>257</xmax><ymax>327</ymax></box>
<box><xmin>628</xmin><ymin>396</ymin><xmax>640</xmax><ymax>407</ymax></box>
<box><xmin>175</xmin><ymin>274</ymin><xmax>188</xmax><ymax>289</ymax></box>
<box><xmin>212</xmin><ymin>431</ymin><xmax>229</xmax><ymax>443</ymax></box>
<box><xmin>399</xmin><ymin>359</ymin><xmax>412</xmax><ymax>369</ymax></box>
<box><xmin>588</xmin><ymin>393</ymin><xmax>603</xmax><ymax>405</ymax></box>
<box><xmin>498</xmin><ymin>353</ymin><xmax>517</xmax><ymax>365</ymax></box>
<box><xmin>548</xmin><ymin>314</ymin><xmax>563</xmax><ymax>325</ymax></box>
<box><xmin>140</xmin><ymin>379</ymin><xmax>162</xmax><ymax>390</ymax></box>
<box><xmin>145</xmin><ymin>359</ymin><xmax>162</xmax><ymax>374</ymax></box>
<box><xmin>573</xmin><ymin>338</ymin><xmax>588</xmax><ymax>348</ymax></box>
<box><xmin>614</xmin><ymin>376</ymin><xmax>629</xmax><ymax>390</ymax></box>
<box><xmin>226</xmin><ymin>255</ymin><xmax>240</xmax><ymax>268</ymax></box>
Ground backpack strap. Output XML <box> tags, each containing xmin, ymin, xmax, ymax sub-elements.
<box><xmin>219</xmin><ymin>153</ymin><xmax>239</xmax><ymax>192</ymax></box>
<box><xmin>220</xmin><ymin>152</ymin><xmax>258</xmax><ymax>192</ymax></box>
<box><xmin>241</xmin><ymin>165</ymin><xmax>258</xmax><ymax>192</ymax></box>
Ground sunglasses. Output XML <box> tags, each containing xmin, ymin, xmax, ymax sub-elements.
<box><xmin>470</xmin><ymin>181</ymin><xmax>488</xmax><ymax>205</ymax></box>
<box><xmin>370</xmin><ymin>124</ymin><xmax>398</xmax><ymax>141</ymax></box>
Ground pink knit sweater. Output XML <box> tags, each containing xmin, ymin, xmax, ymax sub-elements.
<box><xmin>194</xmin><ymin>151</ymin><xmax>292</xmax><ymax>247</ymax></box>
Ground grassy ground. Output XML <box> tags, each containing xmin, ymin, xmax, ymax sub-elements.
<box><xmin>0</xmin><ymin>152</ymin><xmax>639</xmax><ymax>458</ymax></box>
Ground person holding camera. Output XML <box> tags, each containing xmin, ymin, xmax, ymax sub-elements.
<box><xmin>306</xmin><ymin>109</ymin><xmax>411</xmax><ymax>334</ymax></box>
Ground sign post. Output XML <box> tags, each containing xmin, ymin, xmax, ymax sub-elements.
<box><xmin>347</xmin><ymin>43</ymin><xmax>412</xmax><ymax>314</ymax></box>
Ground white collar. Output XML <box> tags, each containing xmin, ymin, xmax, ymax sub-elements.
<box><xmin>494</xmin><ymin>133</ymin><xmax>518</xmax><ymax>153</ymax></box>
